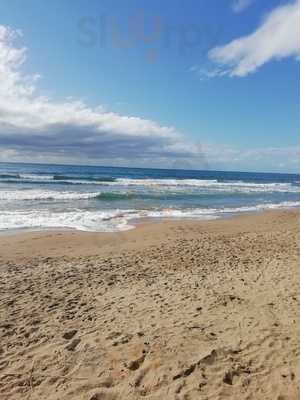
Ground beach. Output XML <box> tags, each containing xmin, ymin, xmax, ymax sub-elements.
<box><xmin>1</xmin><ymin>210</ymin><xmax>300</xmax><ymax>400</ymax></box>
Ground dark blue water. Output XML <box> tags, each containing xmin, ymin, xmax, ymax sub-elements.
<box><xmin>1</xmin><ymin>162</ymin><xmax>300</xmax><ymax>232</ymax></box>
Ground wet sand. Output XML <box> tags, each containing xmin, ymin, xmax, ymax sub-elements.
<box><xmin>1</xmin><ymin>210</ymin><xmax>300</xmax><ymax>399</ymax></box>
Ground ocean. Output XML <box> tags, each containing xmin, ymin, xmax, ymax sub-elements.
<box><xmin>1</xmin><ymin>162</ymin><xmax>300</xmax><ymax>232</ymax></box>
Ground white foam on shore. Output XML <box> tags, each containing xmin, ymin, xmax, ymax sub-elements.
<box><xmin>0</xmin><ymin>201</ymin><xmax>300</xmax><ymax>232</ymax></box>
<box><xmin>0</xmin><ymin>209</ymin><xmax>135</xmax><ymax>232</ymax></box>
<box><xmin>0</xmin><ymin>209</ymin><xmax>219</xmax><ymax>232</ymax></box>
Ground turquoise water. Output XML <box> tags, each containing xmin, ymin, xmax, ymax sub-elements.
<box><xmin>1</xmin><ymin>162</ymin><xmax>300</xmax><ymax>232</ymax></box>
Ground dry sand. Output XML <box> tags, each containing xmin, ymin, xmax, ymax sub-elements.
<box><xmin>1</xmin><ymin>210</ymin><xmax>300</xmax><ymax>399</ymax></box>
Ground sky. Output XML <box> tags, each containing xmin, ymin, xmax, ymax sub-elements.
<box><xmin>0</xmin><ymin>0</ymin><xmax>299</xmax><ymax>172</ymax></box>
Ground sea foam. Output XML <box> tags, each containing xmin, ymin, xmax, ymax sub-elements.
<box><xmin>1</xmin><ymin>201</ymin><xmax>300</xmax><ymax>232</ymax></box>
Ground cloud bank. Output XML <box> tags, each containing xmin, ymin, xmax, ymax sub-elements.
<box><xmin>0</xmin><ymin>25</ymin><xmax>206</xmax><ymax>168</ymax></box>
<box><xmin>210</xmin><ymin>0</ymin><xmax>300</xmax><ymax>76</ymax></box>
<box><xmin>205</xmin><ymin>144</ymin><xmax>300</xmax><ymax>171</ymax></box>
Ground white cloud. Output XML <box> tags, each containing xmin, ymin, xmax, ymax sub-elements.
<box><xmin>0</xmin><ymin>25</ymin><xmax>299</xmax><ymax>172</ymax></box>
<box><xmin>209</xmin><ymin>0</ymin><xmax>300</xmax><ymax>77</ymax></box>
<box><xmin>0</xmin><ymin>25</ymin><xmax>207</xmax><ymax>168</ymax></box>
<box><xmin>189</xmin><ymin>65</ymin><xmax>230</xmax><ymax>80</ymax></box>
<box><xmin>232</xmin><ymin>0</ymin><xmax>255</xmax><ymax>13</ymax></box>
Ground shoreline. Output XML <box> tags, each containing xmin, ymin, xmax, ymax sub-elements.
<box><xmin>0</xmin><ymin>205</ymin><xmax>297</xmax><ymax>237</ymax></box>
<box><xmin>0</xmin><ymin>208</ymin><xmax>286</xmax><ymax>262</ymax></box>
<box><xmin>1</xmin><ymin>203</ymin><xmax>300</xmax><ymax>238</ymax></box>
<box><xmin>1</xmin><ymin>209</ymin><xmax>300</xmax><ymax>399</ymax></box>
<box><xmin>0</xmin><ymin>209</ymin><xmax>299</xmax><ymax>264</ymax></box>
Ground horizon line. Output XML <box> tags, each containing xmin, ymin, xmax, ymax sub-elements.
<box><xmin>1</xmin><ymin>160</ymin><xmax>299</xmax><ymax>177</ymax></box>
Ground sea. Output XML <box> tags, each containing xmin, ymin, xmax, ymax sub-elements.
<box><xmin>1</xmin><ymin>162</ymin><xmax>300</xmax><ymax>233</ymax></box>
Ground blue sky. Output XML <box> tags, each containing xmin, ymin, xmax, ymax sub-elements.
<box><xmin>0</xmin><ymin>0</ymin><xmax>299</xmax><ymax>172</ymax></box>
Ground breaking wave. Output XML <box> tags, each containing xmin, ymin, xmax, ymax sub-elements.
<box><xmin>0</xmin><ymin>173</ymin><xmax>300</xmax><ymax>193</ymax></box>
<box><xmin>0</xmin><ymin>189</ymin><xmax>101</xmax><ymax>201</ymax></box>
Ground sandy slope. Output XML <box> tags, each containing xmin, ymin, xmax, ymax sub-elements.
<box><xmin>1</xmin><ymin>211</ymin><xmax>300</xmax><ymax>399</ymax></box>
